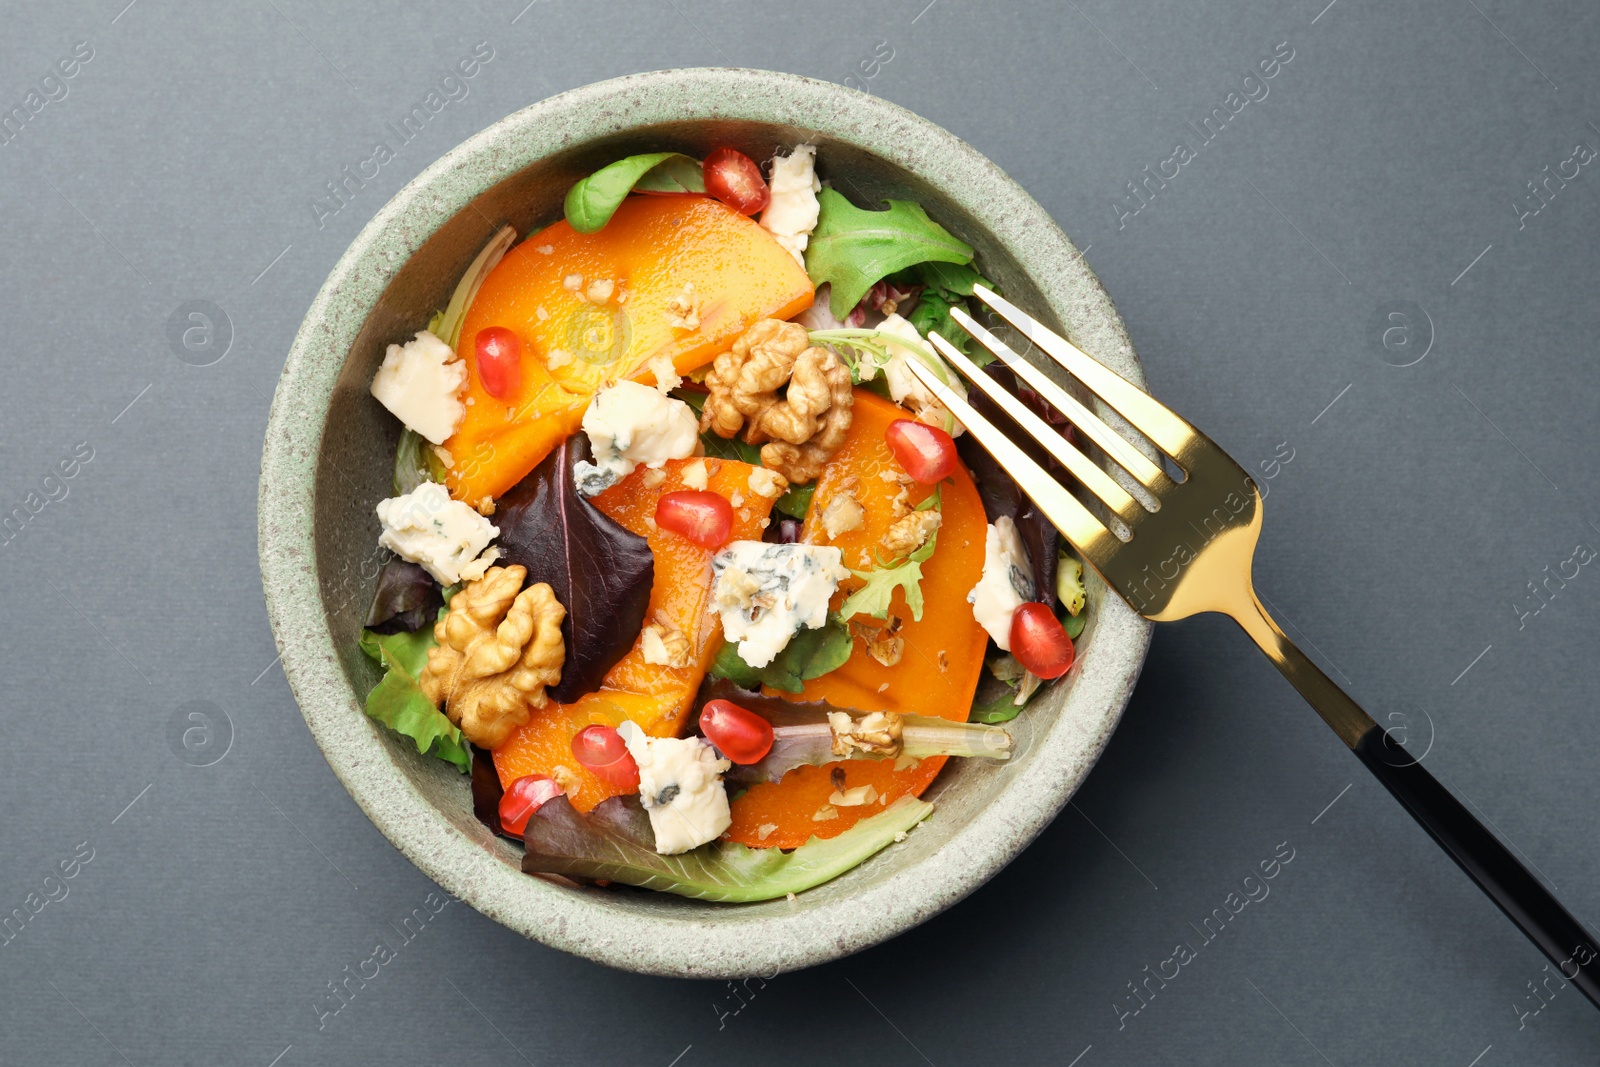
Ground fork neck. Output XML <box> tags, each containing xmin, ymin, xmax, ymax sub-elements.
<box><xmin>1229</xmin><ymin>591</ymin><xmax>1377</xmax><ymax>748</ymax></box>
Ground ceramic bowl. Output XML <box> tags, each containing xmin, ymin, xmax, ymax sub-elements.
<box><xmin>259</xmin><ymin>67</ymin><xmax>1152</xmax><ymax>978</ymax></box>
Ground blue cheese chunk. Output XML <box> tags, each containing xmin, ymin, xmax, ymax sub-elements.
<box><xmin>573</xmin><ymin>380</ymin><xmax>699</xmax><ymax>495</ymax></box>
<box><xmin>617</xmin><ymin>721</ymin><xmax>731</xmax><ymax>855</ymax></box>
<box><xmin>368</xmin><ymin>330</ymin><xmax>468</xmax><ymax>445</ymax></box>
<box><xmin>711</xmin><ymin>542</ymin><xmax>849</xmax><ymax>668</ymax></box>
<box><xmin>375</xmin><ymin>481</ymin><xmax>499</xmax><ymax>585</ymax></box>
<box><xmin>967</xmin><ymin>516</ymin><xmax>1035</xmax><ymax>650</ymax></box>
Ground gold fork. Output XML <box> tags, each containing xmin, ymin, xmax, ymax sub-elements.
<box><xmin>903</xmin><ymin>283</ymin><xmax>1600</xmax><ymax>1007</ymax></box>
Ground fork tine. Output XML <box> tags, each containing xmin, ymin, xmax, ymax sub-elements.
<box><xmin>927</xmin><ymin>332</ymin><xmax>1147</xmax><ymax>524</ymax></box>
<box><xmin>898</xmin><ymin>354</ymin><xmax>1121</xmax><ymax>563</ymax></box>
<box><xmin>974</xmin><ymin>284</ymin><xmax>1196</xmax><ymax>459</ymax></box>
<box><xmin>948</xmin><ymin>306</ymin><xmax>1174</xmax><ymax>493</ymax></box>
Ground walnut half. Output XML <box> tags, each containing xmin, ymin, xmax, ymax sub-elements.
<box><xmin>419</xmin><ymin>565</ymin><xmax>566</xmax><ymax>748</ymax></box>
<box><xmin>700</xmin><ymin>318</ymin><xmax>853</xmax><ymax>484</ymax></box>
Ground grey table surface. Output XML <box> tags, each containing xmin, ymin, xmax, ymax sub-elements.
<box><xmin>5</xmin><ymin>1</ymin><xmax>1599</xmax><ymax>1063</ymax></box>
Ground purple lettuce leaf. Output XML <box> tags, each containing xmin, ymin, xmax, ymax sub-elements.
<box><xmin>520</xmin><ymin>792</ymin><xmax>933</xmax><ymax>902</ymax></box>
<box><xmin>364</xmin><ymin>558</ymin><xmax>444</xmax><ymax>634</ymax></box>
<box><xmin>493</xmin><ymin>435</ymin><xmax>654</xmax><ymax>702</ymax></box>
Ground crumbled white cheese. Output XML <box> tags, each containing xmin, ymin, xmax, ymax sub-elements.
<box><xmin>876</xmin><ymin>313</ymin><xmax>966</xmax><ymax>437</ymax></box>
<box><xmin>681</xmin><ymin>458</ymin><xmax>709</xmax><ymax>491</ymax></box>
<box><xmin>375</xmin><ymin>482</ymin><xmax>500</xmax><ymax>585</ymax></box>
<box><xmin>368</xmin><ymin>330</ymin><xmax>467</xmax><ymax>445</ymax></box>
<box><xmin>665</xmin><ymin>283</ymin><xmax>700</xmax><ymax>331</ymax></box>
<box><xmin>760</xmin><ymin>145</ymin><xmax>821</xmax><ymax>265</ymax></box>
<box><xmin>545</xmin><ymin>347</ymin><xmax>572</xmax><ymax>370</ymax></box>
<box><xmin>586</xmin><ymin>278</ymin><xmax>615</xmax><ymax>304</ymax></box>
<box><xmin>967</xmin><ymin>516</ymin><xmax>1035</xmax><ymax>649</ymax></box>
<box><xmin>711</xmin><ymin>542</ymin><xmax>849</xmax><ymax>668</ymax></box>
<box><xmin>616</xmin><ymin>721</ymin><xmax>731</xmax><ymax>855</ymax></box>
<box><xmin>648</xmin><ymin>354</ymin><xmax>681</xmax><ymax>395</ymax></box>
<box><xmin>573</xmin><ymin>380</ymin><xmax>699</xmax><ymax>496</ymax></box>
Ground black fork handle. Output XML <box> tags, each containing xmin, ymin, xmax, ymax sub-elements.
<box><xmin>1353</xmin><ymin>724</ymin><xmax>1600</xmax><ymax>1007</ymax></box>
<box><xmin>1235</xmin><ymin>594</ymin><xmax>1600</xmax><ymax>1008</ymax></box>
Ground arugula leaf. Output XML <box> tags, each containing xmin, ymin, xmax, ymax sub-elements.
<box><xmin>837</xmin><ymin>495</ymin><xmax>941</xmax><ymax>624</ymax></box>
<box><xmin>709</xmin><ymin>616</ymin><xmax>853</xmax><ymax>694</ymax></box>
<box><xmin>565</xmin><ymin>152</ymin><xmax>705</xmax><ymax>233</ymax></box>
<box><xmin>906</xmin><ymin>288</ymin><xmax>981</xmax><ymax>359</ymax></box>
<box><xmin>359</xmin><ymin>622</ymin><xmax>470</xmax><ymax>773</ymax></box>
<box><xmin>521</xmin><ymin>792</ymin><xmax>933</xmax><ymax>902</ymax></box>
<box><xmin>807</xmin><ymin>188</ymin><xmax>975</xmax><ymax>318</ymax></box>
<box><xmin>915</xmin><ymin>260</ymin><xmax>985</xmax><ymax>296</ymax></box>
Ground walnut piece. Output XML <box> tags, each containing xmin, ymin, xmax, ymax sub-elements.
<box><xmin>882</xmin><ymin>508</ymin><xmax>942</xmax><ymax>558</ymax></box>
<box><xmin>818</xmin><ymin>492</ymin><xmax>866</xmax><ymax>539</ymax></box>
<box><xmin>828</xmin><ymin>710</ymin><xmax>904</xmax><ymax>758</ymax></box>
<box><xmin>639</xmin><ymin>617</ymin><xmax>691</xmax><ymax>668</ymax></box>
<box><xmin>419</xmin><ymin>565</ymin><xmax>566</xmax><ymax>748</ymax></box>
<box><xmin>700</xmin><ymin>318</ymin><xmax>853</xmax><ymax>484</ymax></box>
<box><xmin>860</xmin><ymin>615</ymin><xmax>905</xmax><ymax>667</ymax></box>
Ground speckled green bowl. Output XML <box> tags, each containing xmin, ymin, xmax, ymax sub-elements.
<box><xmin>259</xmin><ymin>67</ymin><xmax>1152</xmax><ymax>978</ymax></box>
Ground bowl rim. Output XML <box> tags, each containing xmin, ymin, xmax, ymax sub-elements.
<box><xmin>259</xmin><ymin>66</ymin><xmax>1153</xmax><ymax>977</ymax></box>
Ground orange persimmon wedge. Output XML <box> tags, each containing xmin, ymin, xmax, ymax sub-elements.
<box><xmin>723</xmin><ymin>390</ymin><xmax>991</xmax><ymax>849</ymax></box>
<box><xmin>493</xmin><ymin>456</ymin><xmax>778</xmax><ymax>810</ymax></box>
<box><xmin>444</xmin><ymin>196</ymin><xmax>814</xmax><ymax>505</ymax></box>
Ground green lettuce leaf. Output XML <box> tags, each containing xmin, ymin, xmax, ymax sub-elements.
<box><xmin>565</xmin><ymin>152</ymin><xmax>705</xmax><ymax>234</ymax></box>
<box><xmin>521</xmin><ymin>793</ymin><xmax>934</xmax><ymax>902</ymax></box>
<box><xmin>774</xmin><ymin>481</ymin><xmax>815</xmax><ymax>520</ymax></box>
<box><xmin>837</xmin><ymin>533</ymin><xmax>937</xmax><ymax>623</ymax></box>
<box><xmin>392</xmin><ymin>428</ymin><xmax>446</xmax><ymax>495</ymax></box>
<box><xmin>359</xmin><ymin>622</ymin><xmax>470</xmax><ymax>773</ymax></box>
<box><xmin>435</xmin><ymin>224</ymin><xmax>516</xmax><ymax>350</ymax></box>
<box><xmin>807</xmin><ymin>189</ymin><xmax>975</xmax><ymax>318</ymax></box>
<box><xmin>709</xmin><ymin>615</ymin><xmax>852</xmax><ymax>694</ymax></box>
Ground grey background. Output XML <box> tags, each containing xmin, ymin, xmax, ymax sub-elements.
<box><xmin>3</xmin><ymin>0</ymin><xmax>1597</xmax><ymax>1063</ymax></box>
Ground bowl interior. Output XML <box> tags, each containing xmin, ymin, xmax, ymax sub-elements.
<box><xmin>266</xmin><ymin>69</ymin><xmax>1151</xmax><ymax>977</ymax></box>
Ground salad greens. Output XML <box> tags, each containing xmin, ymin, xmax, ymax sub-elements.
<box><xmin>358</xmin><ymin>619</ymin><xmax>471</xmax><ymax>773</ymax></box>
<box><xmin>393</xmin><ymin>428</ymin><xmax>446</xmax><ymax>496</ymax></box>
<box><xmin>564</xmin><ymin>152</ymin><xmax>706</xmax><ymax>234</ymax></box>
<box><xmin>697</xmin><ymin>679</ymin><xmax>1012</xmax><ymax>785</ymax></box>
<box><xmin>494</xmin><ymin>435</ymin><xmax>656</xmax><ymax>703</ymax></box>
<box><xmin>806</xmin><ymin>188</ymin><xmax>975</xmax><ymax>318</ymax></box>
<box><xmin>430</xmin><ymin>224</ymin><xmax>516</xmax><ymax>350</ymax></box>
<box><xmin>805</xmin><ymin>327</ymin><xmax>963</xmax><ymax>395</ymax></box>
<box><xmin>902</xmin><ymin>261</ymin><xmax>997</xmax><ymax>360</ymax></box>
<box><xmin>364</xmin><ymin>559</ymin><xmax>444</xmax><ymax>634</ymax></box>
<box><xmin>710</xmin><ymin>615</ymin><xmax>853</xmax><ymax>693</ymax></box>
<box><xmin>521</xmin><ymin>793</ymin><xmax>933</xmax><ymax>902</ymax></box>
<box><xmin>838</xmin><ymin>533</ymin><xmax>937</xmax><ymax>623</ymax></box>
<box><xmin>837</xmin><ymin>490</ymin><xmax>942</xmax><ymax>623</ymax></box>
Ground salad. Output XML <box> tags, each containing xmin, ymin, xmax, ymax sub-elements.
<box><xmin>357</xmin><ymin>142</ymin><xmax>1090</xmax><ymax>901</ymax></box>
